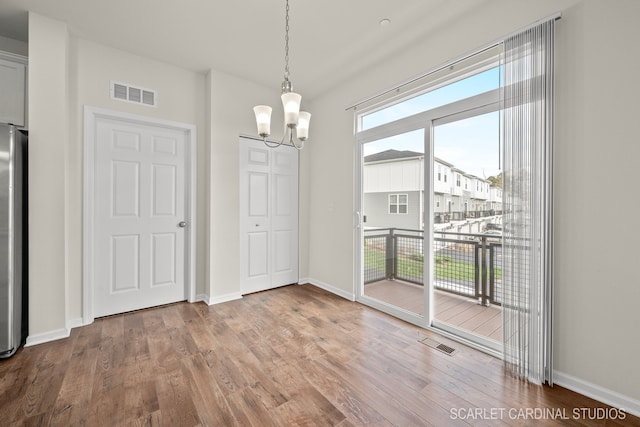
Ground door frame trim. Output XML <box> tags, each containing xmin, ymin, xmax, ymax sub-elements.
<box><xmin>82</xmin><ymin>106</ymin><xmax>197</xmax><ymax>324</ymax></box>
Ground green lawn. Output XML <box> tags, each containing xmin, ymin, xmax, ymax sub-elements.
<box><xmin>364</xmin><ymin>247</ymin><xmax>501</xmax><ymax>281</ymax></box>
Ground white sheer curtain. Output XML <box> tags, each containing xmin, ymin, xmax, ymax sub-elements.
<box><xmin>502</xmin><ymin>19</ymin><xmax>555</xmax><ymax>385</ymax></box>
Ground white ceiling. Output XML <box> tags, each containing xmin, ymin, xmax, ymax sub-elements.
<box><xmin>0</xmin><ymin>0</ymin><xmax>487</xmax><ymax>99</ymax></box>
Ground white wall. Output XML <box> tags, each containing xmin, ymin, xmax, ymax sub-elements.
<box><xmin>27</xmin><ymin>12</ymin><xmax>299</xmax><ymax>337</ymax></box>
<box><xmin>28</xmin><ymin>12</ymin><xmax>68</xmax><ymax>338</ymax></box>
<box><xmin>553</xmin><ymin>0</ymin><xmax>640</xmax><ymax>405</ymax></box>
<box><xmin>0</xmin><ymin>35</ymin><xmax>28</xmax><ymax>56</ymax></box>
<box><xmin>28</xmin><ymin>13</ymin><xmax>207</xmax><ymax>339</ymax></box>
<box><xmin>306</xmin><ymin>0</ymin><xmax>640</xmax><ymax>409</ymax></box>
<box><xmin>68</xmin><ymin>37</ymin><xmax>207</xmax><ymax>318</ymax></box>
<box><xmin>205</xmin><ymin>69</ymin><xmax>307</xmax><ymax>301</ymax></box>
<box><xmin>206</xmin><ymin>70</ymin><xmax>273</xmax><ymax>300</ymax></box>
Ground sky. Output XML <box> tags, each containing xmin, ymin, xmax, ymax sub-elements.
<box><xmin>361</xmin><ymin>67</ymin><xmax>502</xmax><ymax>178</ymax></box>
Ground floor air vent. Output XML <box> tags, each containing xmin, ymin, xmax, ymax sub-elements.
<box><xmin>110</xmin><ymin>81</ymin><xmax>157</xmax><ymax>107</ymax></box>
<box><xmin>419</xmin><ymin>337</ymin><xmax>457</xmax><ymax>356</ymax></box>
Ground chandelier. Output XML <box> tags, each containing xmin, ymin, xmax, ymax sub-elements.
<box><xmin>253</xmin><ymin>0</ymin><xmax>311</xmax><ymax>149</ymax></box>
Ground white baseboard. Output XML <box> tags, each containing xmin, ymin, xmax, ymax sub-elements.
<box><xmin>194</xmin><ymin>293</ymin><xmax>211</xmax><ymax>304</ymax></box>
<box><xmin>25</xmin><ymin>316</ymin><xmax>87</xmax><ymax>347</ymax></box>
<box><xmin>300</xmin><ymin>277</ymin><xmax>355</xmax><ymax>301</ymax></box>
<box><xmin>206</xmin><ymin>292</ymin><xmax>243</xmax><ymax>305</ymax></box>
<box><xmin>554</xmin><ymin>370</ymin><xmax>640</xmax><ymax>418</ymax></box>
<box><xmin>24</xmin><ymin>292</ymin><xmax>246</xmax><ymax>347</ymax></box>
<box><xmin>66</xmin><ymin>317</ymin><xmax>84</xmax><ymax>331</ymax></box>
<box><xmin>25</xmin><ymin>327</ymin><xmax>71</xmax><ymax>347</ymax></box>
<box><xmin>23</xmin><ymin>292</ymin><xmax>245</xmax><ymax>347</ymax></box>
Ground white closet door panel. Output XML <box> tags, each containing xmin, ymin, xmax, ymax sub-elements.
<box><xmin>248</xmin><ymin>232</ymin><xmax>269</xmax><ymax>277</ymax></box>
<box><xmin>151</xmin><ymin>232</ymin><xmax>177</xmax><ymax>286</ymax></box>
<box><xmin>152</xmin><ymin>164</ymin><xmax>177</xmax><ymax>216</ymax></box>
<box><xmin>111</xmin><ymin>161</ymin><xmax>140</xmax><ymax>217</ymax></box>
<box><xmin>249</xmin><ymin>172</ymin><xmax>269</xmax><ymax>217</ymax></box>
<box><xmin>111</xmin><ymin>234</ymin><xmax>140</xmax><ymax>292</ymax></box>
<box><xmin>240</xmin><ymin>137</ymin><xmax>298</xmax><ymax>294</ymax></box>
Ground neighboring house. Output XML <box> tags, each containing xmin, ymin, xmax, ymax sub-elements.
<box><xmin>364</xmin><ymin>149</ymin><xmax>502</xmax><ymax>227</ymax></box>
<box><xmin>489</xmin><ymin>185</ymin><xmax>503</xmax><ymax>212</ymax></box>
<box><xmin>433</xmin><ymin>157</ymin><xmax>453</xmax><ymax>217</ymax></box>
<box><xmin>363</xmin><ymin>149</ymin><xmax>424</xmax><ymax>230</ymax></box>
<box><xmin>467</xmin><ymin>174</ymin><xmax>491</xmax><ymax>214</ymax></box>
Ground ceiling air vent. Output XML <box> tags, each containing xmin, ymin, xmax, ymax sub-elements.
<box><xmin>142</xmin><ymin>90</ymin><xmax>155</xmax><ymax>106</ymax></box>
<box><xmin>110</xmin><ymin>81</ymin><xmax>157</xmax><ymax>107</ymax></box>
<box><xmin>113</xmin><ymin>83</ymin><xmax>127</xmax><ymax>100</ymax></box>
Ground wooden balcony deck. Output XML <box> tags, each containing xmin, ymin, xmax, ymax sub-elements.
<box><xmin>364</xmin><ymin>280</ymin><xmax>502</xmax><ymax>342</ymax></box>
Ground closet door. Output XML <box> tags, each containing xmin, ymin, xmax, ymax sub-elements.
<box><xmin>239</xmin><ymin>137</ymin><xmax>298</xmax><ymax>294</ymax></box>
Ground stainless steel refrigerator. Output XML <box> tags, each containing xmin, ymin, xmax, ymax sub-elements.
<box><xmin>0</xmin><ymin>123</ymin><xmax>27</xmax><ymax>358</ymax></box>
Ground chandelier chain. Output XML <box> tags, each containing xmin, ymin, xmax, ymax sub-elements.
<box><xmin>252</xmin><ymin>0</ymin><xmax>309</xmax><ymax>149</ymax></box>
<box><xmin>284</xmin><ymin>0</ymin><xmax>290</xmax><ymax>81</ymax></box>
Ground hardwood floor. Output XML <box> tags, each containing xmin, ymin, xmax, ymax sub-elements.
<box><xmin>1</xmin><ymin>284</ymin><xmax>637</xmax><ymax>426</ymax></box>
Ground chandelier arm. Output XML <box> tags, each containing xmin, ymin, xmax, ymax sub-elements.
<box><xmin>263</xmin><ymin>137</ymin><xmax>283</xmax><ymax>148</ymax></box>
<box><xmin>282</xmin><ymin>124</ymin><xmax>291</xmax><ymax>145</ymax></box>
<box><xmin>292</xmin><ymin>131</ymin><xmax>304</xmax><ymax>149</ymax></box>
<box><xmin>280</xmin><ymin>141</ymin><xmax>302</xmax><ymax>150</ymax></box>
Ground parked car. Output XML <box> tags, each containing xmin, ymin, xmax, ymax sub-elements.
<box><xmin>482</xmin><ymin>230</ymin><xmax>503</xmax><ymax>244</ymax></box>
<box><xmin>485</xmin><ymin>222</ymin><xmax>502</xmax><ymax>231</ymax></box>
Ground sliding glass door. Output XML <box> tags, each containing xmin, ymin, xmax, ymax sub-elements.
<box><xmin>356</xmin><ymin>61</ymin><xmax>503</xmax><ymax>351</ymax></box>
<box><xmin>360</xmin><ymin>129</ymin><xmax>426</xmax><ymax>322</ymax></box>
<box><xmin>430</xmin><ymin>110</ymin><xmax>503</xmax><ymax>352</ymax></box>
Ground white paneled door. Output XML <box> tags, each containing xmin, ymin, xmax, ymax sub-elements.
<box><xmin>93</xmin><ymin>117</ymin><xmax>187</xmax><ymax>317</ymax></box>
<box><xmin>240</xmin><ymin>137</ymin><xmax>298</xmax><ymax>294</ymax></box>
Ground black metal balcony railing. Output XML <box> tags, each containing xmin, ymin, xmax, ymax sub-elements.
<box><xmin>363</xmin><ymin>228</ymin><xmax>502</xmax><ymax>306</ymax></box>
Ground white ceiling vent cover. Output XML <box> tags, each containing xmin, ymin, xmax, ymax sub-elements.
<box><xmin>110</xmin><ymin>81</ymin><xmax>157</xmax><ymax>107</ymax></box>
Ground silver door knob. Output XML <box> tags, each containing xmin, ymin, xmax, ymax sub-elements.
<box><xmin>178</xmin><ymin>221</ymin><xmax>187</xmax><ymax>228</ymax></box>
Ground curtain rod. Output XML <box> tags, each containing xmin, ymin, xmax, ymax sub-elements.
<box><xmin>344</xmin><ymin>11</ymin><xmax>561</xmax><ymax>111</ymax></box>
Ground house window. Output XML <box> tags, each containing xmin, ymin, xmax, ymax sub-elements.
<box><xmin>389</xmin><ymin>194</ymin><xmax>408</xmax><ymax>214</ymax></box>
<box><xmin>444</xmin><ymin>174</ymin><xmax>448</xmax><ymax>183</ymax></box>
<box><xmin>456</xmin><ymin>175</ymin><xmax>461</xmax><ymax>186</ymax></box>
